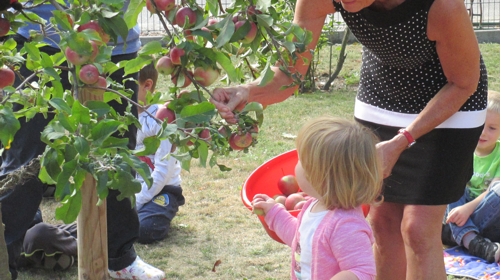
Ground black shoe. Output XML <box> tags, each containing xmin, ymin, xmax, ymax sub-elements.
<box><xmin>441</xmin><ymin>223</ymin><xmax>457</xmax><ymax>247</ymax></box>
<box><xmin>468</xmin><ymin>235</ymin><xmax>500</xmax><ymax>263</ymax></box>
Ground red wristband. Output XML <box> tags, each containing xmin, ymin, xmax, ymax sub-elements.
<box><xmin>398</xmin><ymin>129</ymin><xmax>416</xmax><ymax>148</ymax></box>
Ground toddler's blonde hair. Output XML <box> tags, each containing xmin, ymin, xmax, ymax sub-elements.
<box><xmin>487</xmin><ymin>90</ymin><xmax>500</xmax><ymax>114</ymax></box>
<box><xmin>295</xmin><ymin>116</ymin><xmax>382</xmax><ymax>210</ymax></box>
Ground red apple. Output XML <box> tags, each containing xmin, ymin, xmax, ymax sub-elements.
<box><xmin>0</xmin><ymin>18</ymin><xmax>11</xmax><ymax>37</ymax></box>
<box><xmin>169</xmin><ymin>47</ymin><xmax>185</xmax><ymax>65</ymax></box>
<box><xmin>156</xmin><ymin>55</ymin><xmax>176</xmax><ymax>75</ymax></box>
<box><xmin>156</xmin><ymin>102</ymin><xmax>176</xmax><ymax>123</ymax></box>
<box><xmin>277</xmin><ymin>175</ymin><xmax>300</xmax><ymax>196</ymax></box>
<box><xmin>79</xmin><ymin>64</ymin><xmax>100</xmax><ymax>84</ymax></box>
<box><xmin>90</xmin><ymin>76</ymin><xmax>107</xmax><ymax>95</ymax></box>
<box><xmin>184</xmin><ymin>29</ymin><xmax>194</xmax><ymax>41</ymax></box>
<box><xmin>171</xmin><ymin>70</ymin><xmax>193</xmax><ymax>88</ymax></box>
<box><xmin>77</xmin><ymin>21</ymin><xmax>110</xmax><ymax>44</ymax></box>
<box><xmin>218</xmin><ymin>126</ymin><xmax>231</xmax><ymax>138</ymax></box>
<box><xmin>235</xmin><ymin>20</ymin><xmax>257</xmax><ymax>44</ymax></box>
<box><xmin>246</xmin><ymin>5</ymin><xmax>262</xmax><ymax>17</ymax></box>
<box><xmin>231</xmin><ymin>132</ymin><xmax>252</xmax><ymax>148</ymax></box>
<box><xmin>175</xmin><ymin>7</ymin><xmax>197</xmax><ymax>29</ymax></box>
<box><xmin>146</xmin><ymin>0</ymin><xmax>175</xmax><ymax>13</ymax></box>
<box><xmin>199</xmin><ymin>129</ymin><xmax>211</xmax><ymax>140</ymax></box>
<box><xmin>207</xmin><ymin>18</ymin><xmax>219</xmax><ymax>26</ymax></box>
<box><xmin>228</xmin><ymin>134</ymin><xmax>244</xmax><ymax>150</ymax></box>
<box><xmin>65</xmin><ymin>41</ymin><xmax>98</xmax><ymax>66</ymax></box>
<box><xmin>274</xmin><ymin>195</ymin><xmax>286</xmax><ymax>207</ymax></box>
<box><xmin>193</xmin><ymin>66</ymin><xmax>220</xmax><ymax>87</ymax></box>
<box><xmin>232</xmin><ymin>15</ymin><xmax>244</xmax><ymax>23</ymax></box>
<box><xmin>0</xmin><ymin>67</ymin><xmax>15</xmax><ymax>89</ymax></box>
<box><xmin>285</xmin><ymin>193</ymin><xmax>305</xmax><ymax>211</ymax></box>
<box><xmin>294</xmin><ymin>200</ymin><xmax>307</xmax><ymax>210</ymax></box>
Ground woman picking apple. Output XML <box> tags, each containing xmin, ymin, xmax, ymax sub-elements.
<box><xmin>252</xmin><ymin>117</ymin><xmax>383</xmax><ymax>280</ymax></box>
<box><xmin>211</xmin><ymin>0</ymin><xmax>488</xmax><ymax>278</ymax></box>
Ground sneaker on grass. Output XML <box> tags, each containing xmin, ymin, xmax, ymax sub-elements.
<box><xmin>468</xmin><ymin>235</ymin><xmax>500</xmax><ymax>263</ymax></box>
<box><xmin>108</xmin><ymin>256</ymin><xmax>165</xmax><ymax>280</ymax></box>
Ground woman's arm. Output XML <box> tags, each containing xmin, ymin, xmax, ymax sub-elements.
<box><xmin>211</xmin><ymin>0</ymin><xmax>335</xmax><ymax>123</ymax></box>
<box><xmin>378</xmin><ymin>0</ymin><xmax>482</xmax><ymax>177</ymax></box>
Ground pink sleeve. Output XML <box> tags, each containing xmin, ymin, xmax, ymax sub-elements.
<box><xmin>264</xmin><ymin>204</ymin><xmax>298</xmax><ymax>247</ymax></box>
<box><xmin>330</xmin><ymin>217</ymin><xmax>376</xmax><ymax>280</ymax></box>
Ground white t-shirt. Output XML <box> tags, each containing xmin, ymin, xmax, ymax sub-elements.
<box><xmin>297</xmin><ymin>200</ymin><xmax>328</xmax><ymax>280</ymax></box>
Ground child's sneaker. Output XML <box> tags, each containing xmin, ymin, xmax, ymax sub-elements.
<box><xmin>42</xmin><ymin>252</ymin><xmax>75</xmax><ymax>271</ymax></box>
<box><xmin>468</xmin><ymin>235</ymin><xmax>500</xmax><ymax>263</ymax></box>
<box><xmin>108</xmin><ymin>256</ymin><xmax>165</xmax><ymax>279</ymax></box>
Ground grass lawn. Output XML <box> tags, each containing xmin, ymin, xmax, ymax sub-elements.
<box><xmin>17</xmin><ymin>43</ymin><xmax>500</xmax><ymax>279</ymax></box>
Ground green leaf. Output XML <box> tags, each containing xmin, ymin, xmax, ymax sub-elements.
<box><xmin>100</xmin><ymin>136</ymin><xmax>130</xmax><ymax>149</ymax></box>
<box><xmin>214</xmin><ymin>52</ymin><xmax>238</xmax><ymax>83</ymax></box>
<box><xmin>206</xmin><ymin>0</ymin><xmax>219</xmax><ymax>16</ymax></box>
<box><xmin>255</xmin><ymin>13</ymin><xmax>273</xmax><ymax>28</ymax></box>
<box><xmin>124</xmin><ymin>0</ymin><xmax>146</xmax><ymax>29</ymax></box>
<box><xmin>74</xmin><ymin>136</ymin><xmax>90</xmax><ymax>158</ymax></box>
<box><xmin>133</xmin><ymin>136</ymin><xmax>160</xmax><ymax>156</ymax></box>
<box><xmin>0</xmin><ymin>106</ymin><xmax>21</xmax><ymax>150</ymax></box>
<box><xmin>197</xmin><ymin>141</ymin><xmax>209</xmax><ymax>168</ymax></box>
<box><xmin>70</xmin><ymin>100</ymin><xmax>91</xmax><ymax>125</ymax></box>
<box><xmin>121</xmin><ymin>154</ymin><xmax>152</xmax><ymax>189</ymax></box>
<box><xmin>138</xmin><ymin>41</ymin><xmax>163</xmax><ymax>55</ymax></box>
<box><xmin>52</xmin><ymin>10</ymin><xmax>73</xmax><ymax>31</ymax></box>
<box><xmin>124</xmin><ymin>55</ymin><xmax>152</xmax><ymax>76</ymax></box>
<box><xmin>41</xmin><ymin>148</ymin><xmax>62</xmax><ymax>181</ymax></box>
<box><xmin>99</xmin><ymin>15</ymin><xmax>129</xmax><ymax>45</ymax></box>
<box><xmin>96</xmin><ymin>171</ymin><xmax>109</xmax><ymax>201</ymax></box>
<box><xmin>179</xmin><ymin>102</ymin><xmax>216</xmax><ymax>123</ymax></box>
<box><xmin>23</xmin><ymin>42</ymin><xmax>41</xmax><ymax>61</ymax></box>
<box><xmin>215</xmin><ymin>15</ymin><xmax>235</xmax><ymax>48</ymax></box>
<box><xmin>85</xmin><ymin>101</ymin><xmax>112</xmax><ymax>118</ymax></box>
<box><xmin>49</xmin><ymin>98</ymin><xmax>72</xmax><ymax>114</ymax></box>
<box><xmin>55</xmin><ymin>190</ymin><xmax>82</xmax><ymax>223</ymax></box>
<box><xmin>110</xmin><ymin>167</ymin><xmax>141</xmax><ymax>201</ymax></box>
<box><xmin>258</xmin><ymin>62</ymin><xmax>275</xmax><ymax>86</ymax></box>
<box><xmin>90</xmin><ymin>120</ymin><xmax>121</xmax><ymax>147</ymax></box>
<box><xmin>57</xmin><ymin>112</ymin><xmax>76</xmax><ymax>133</ymax></box>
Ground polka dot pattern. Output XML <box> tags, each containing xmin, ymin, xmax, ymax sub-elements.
<box><xmin>334</xmin><ymin>2</ymin><xmax>488</xmax><ymax>114</ymax></box>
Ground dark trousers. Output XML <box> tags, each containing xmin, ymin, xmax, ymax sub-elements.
<box><xmin>0</xmin><ymin>35</ymin><xmax>140</xmax><ymax>279</ymax></box>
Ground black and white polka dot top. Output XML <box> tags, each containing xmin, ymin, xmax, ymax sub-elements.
<box><xmin>333</xmin><ymin>0</ymin><xmax>488</xmax><ymax>129</ymax></box>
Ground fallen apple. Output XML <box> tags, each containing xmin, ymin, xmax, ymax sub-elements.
<box><xmin>253</xmin><ymin>208</ymin><xmax>265</xmax><ymax>216</ymax></box>
<box><xmin>274</xmin><ymin>195</ymin><xmax>286</xmax><ymax>207</ymax></box>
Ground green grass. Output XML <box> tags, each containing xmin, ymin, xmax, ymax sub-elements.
<box><xmin>18</xmin><ymin>43</ymin><xmax>499</xmax><ymax>279</ymax></box>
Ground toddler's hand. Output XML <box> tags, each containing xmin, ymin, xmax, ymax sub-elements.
<box><xmin>252</xmin><ymin>194</ymin><xmax>277</xmax><ymax>215</ymax></box>
<box><xmin>446</xmin><ymin>204</ymin><xmax>475</xmax><ymax>227</ymax></box>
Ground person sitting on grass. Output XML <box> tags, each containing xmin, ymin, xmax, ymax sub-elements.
<box><xmin>252</xmin><ymin>116</ymin><xmax>383</xmax><ymax>280</ymax></box>
<box><xmin>135</xmin><ymin>62</ymin><xmax>185</xmax><ymax>244</ymax></box>
<box><xmin>442</xmin><ymin>90</ymin><xmax>500</xmax><ymax>263</ymax></box>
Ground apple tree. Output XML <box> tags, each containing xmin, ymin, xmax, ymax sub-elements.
<box><xmin>0</xmin><ymin>0</ymin><xmax>312</xmax><ymax>223</ymax></box>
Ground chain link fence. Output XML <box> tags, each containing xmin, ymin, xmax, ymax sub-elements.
<box><xmin>139</xmin><ymin>0</ymin><xmax>500</xmax><ymax>35</ymax></box>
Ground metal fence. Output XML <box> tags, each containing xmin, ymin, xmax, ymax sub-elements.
<box><xmin>139</xmin><ymin>0</ymin><xmax>500</xmax><ymax>35</ymax></box>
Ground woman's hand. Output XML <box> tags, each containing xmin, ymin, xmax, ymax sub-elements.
<box><xmin>210</xmin><ymin>85</ymin><xmax>250</xmax><ymax>124</ymax></box>
<box><xmin>376</xmin><ymin>136</ymin><xmax>408</xmax><ymax>178</ymax></box>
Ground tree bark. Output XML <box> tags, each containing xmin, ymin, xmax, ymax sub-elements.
<box><xmin>323</xmin><ymin>27</ymin><xmax>351</xmax><ymax>91</ymax></box>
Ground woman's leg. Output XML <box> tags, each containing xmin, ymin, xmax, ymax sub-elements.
<box><xmin>402</xmin><ymin>204</ymin><xmax>447</xmax><ymax>280</ymax></box>
<box><xmin>369</xmin><ymin>202</ymin><xmax>406</xmax><ymax>280</ymax></box>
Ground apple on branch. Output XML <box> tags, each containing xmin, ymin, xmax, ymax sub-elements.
<box><xmin>77</xmin><ymin>20</ymin><xmax>110</xmax><ymax>44</ymax></box>
<box><xmin>169</xmin><ymin>47</ymin><xmax>185</xmax><ymax>65</ymax></box>
<box><xmin>175</xmin><ymin>7</ymin><xmax>197</xmax><ymax>29</ymax></box>
<box><xmin>0</xmin><ymin>18</ymin><xmax>10</xmax><ymax>37</ymax></box>
<box><xmin>0</xmin><ymin>67</ymin><xmax>15</xmax><ymax>89</ymax></box>
<box><xmin>79</xmin><ymin>64</ymin><xmax>100</xmax><ymax>85</ymax></box>
<box><xmin>229</xmin><ymin>132</ymin><xmax>252</xmax><ymax>150</ymax></box>
<box><xmin>146</xmin><ymin>0</ymin><xmax>175</xmax><ymax>13</ymax></box>
<box><xmin>235</xmin><ymin>20</ymin><xmax>258</xmax><ymax>44</ymax></box>
<box><xmin>156</xmin><ymin>102</ymin><xmax>176</xmax><ymax>123</ymax></box>
<box><xmin>156</xmin><ymin>55</ymin><xmax>177</xmax><ymax>75</ymax></box>
<box><xmin>193</xmin><ymin>66</ymin><xmax>220</xmax><ymax>87</ymax></box>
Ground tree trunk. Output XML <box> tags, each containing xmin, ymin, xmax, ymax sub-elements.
<box><xmin>78</xmin><ymin>92</ymin><xmax>109</xmax><ymax>280</ymax></box>
<box><xmin>323</xmin><ymin>27</ymin><xmax>351</xmax><ymax>91</ymax></box>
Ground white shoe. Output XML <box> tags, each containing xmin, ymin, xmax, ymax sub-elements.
<box><xmin>109</xmin><ymin>256</ymin><xmax>165</xmax><ymax>279</ymax></box>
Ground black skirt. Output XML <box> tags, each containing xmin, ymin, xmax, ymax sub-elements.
<box><xmin>357</xmin><ymin>118</ymin><xmax>483</xmax><ymax>205</ymax></box>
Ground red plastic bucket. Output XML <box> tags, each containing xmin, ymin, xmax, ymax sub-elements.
<box><xmin>241</xmin><ymin>149</ymin><xmax>300</xmax><ymax>244</ymax></box>
<box><xmin>242</xmin><ymin>149</ymin><xmax>371</xmax><ymax>244</ymax></box>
